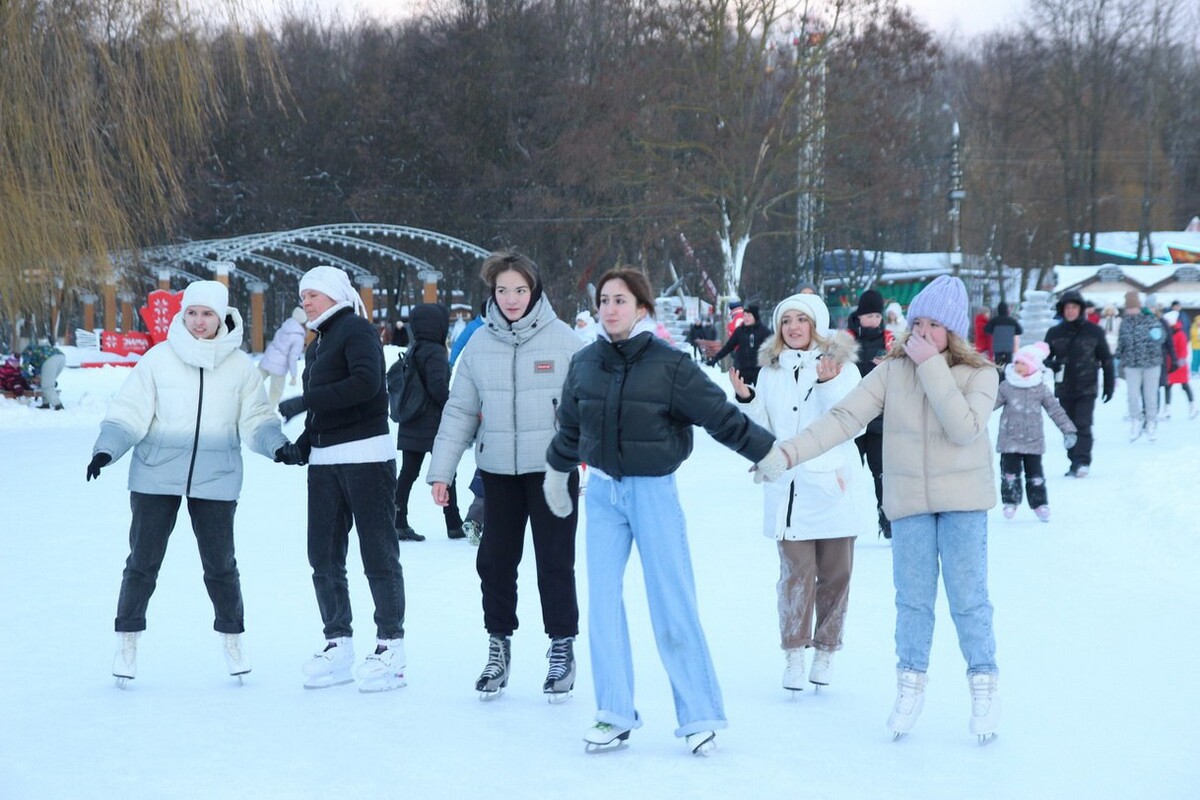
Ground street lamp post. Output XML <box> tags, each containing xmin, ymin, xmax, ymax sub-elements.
<box><xmin>948</xmin><ymin>120</ymin><xmax>965</xmax><ymax>277</ymax></box>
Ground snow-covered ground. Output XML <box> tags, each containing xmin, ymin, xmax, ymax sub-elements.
<box><xmin>2</xmin><ymin>357</ymin><xmax>1197</xmax><ymax>799</ymax></box>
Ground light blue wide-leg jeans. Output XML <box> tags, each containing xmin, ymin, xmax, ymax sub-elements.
<box><xmin>586</xmin><ymin>472</ymin><xmax>727</xmax><ymax>738</ymax></box>
<box><xmin>891</xmin><ymin>511</ymin><xmax>997</xmax><ymax>676</ymax></box>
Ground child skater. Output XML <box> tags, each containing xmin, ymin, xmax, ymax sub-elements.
<box><xmin>994</xmin><ymin>343</ymin><xmax>1077</xmax><ymax>522</ymax></box>
<box><xmin>755</xmin><ymin>275</ymin><xmax>1003</xmax><ymax>744</ymax></box>
<box><xmin>87</xmin><ymin>280</ymin><xmax>290</xmax><ymax>686</ymax></box>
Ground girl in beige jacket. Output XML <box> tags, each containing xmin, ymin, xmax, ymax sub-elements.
<box><xmin>758</xmin><ymin>276</ymin><xmax>1002</xmax><ymax>744</ymax></box>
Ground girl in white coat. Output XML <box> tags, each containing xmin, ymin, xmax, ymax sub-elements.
<box><xmin>88</xmin><ymin>281</ymin><xmax>289</xmax><ymax>687</ymax></box>
<box><xmin>730</xmin><ymin>293</ymin><xmax>875</xmax><ymax>692</ymax></box>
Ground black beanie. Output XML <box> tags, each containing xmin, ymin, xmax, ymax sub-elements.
<box><xmin>855</xmin><ymin>289</ymin><xmax>884</xmax><ymax>316</ymax></box>
<box><xmin>997</xmin><ymin>301</ymin><xmax>1009</xmax><ymax>316</ymax></box>
<box><xmin>745</xmin><ymin>304</ymin><xmax>761</xmax><ymax>320</ymax></box>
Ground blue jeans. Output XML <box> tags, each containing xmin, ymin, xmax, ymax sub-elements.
<box><xmin>585</xmin><ymin>473</ymin><xmax>726</xmax><ymax>738</ymax></box>
<box><xmin>891</xmin><ymin>511</ymin><xmax>997</xmax><ymax>675</ymax></box>
<box><xmin>307</xmin><ymin>461</ymin><xmax>405</xmax><ymax>640</ymax></box>
<box><xmin>115</xmin><ymin>492</ymin><xmax>243</xmax><ymax>633</ymax></box>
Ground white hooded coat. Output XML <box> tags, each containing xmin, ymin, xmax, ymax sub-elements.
<box><xmin>92</xmin><ymin>308</ymin><xmax>287</xmax><ymax>501</ymax></box>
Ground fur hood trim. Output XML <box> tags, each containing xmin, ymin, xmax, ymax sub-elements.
<box><xmin>759</xmin><ymin>329</ymin><xmax>859</xmax><ymax>368</ymax></box>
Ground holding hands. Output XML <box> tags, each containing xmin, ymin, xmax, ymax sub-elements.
<box><xmin>752</xmin><ymin>445</ymin><xmax>794</xmax><ymax>483</ymax></box>
<box><xmin>274</xmin><ymin>442</ymin><xmax>308</xmax><ymax>466</ymax></box>
<box><xmin>278</xmin><ymin>396</ymin><xmax>306</xmax><ymax>422</ymax></box>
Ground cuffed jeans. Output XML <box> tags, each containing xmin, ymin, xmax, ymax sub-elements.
<box><xmin>115</xmin><ymin>492</ymin><xmax>243</xmax><ymax>633</ymax></box>
<box><xmin>307</xmin><ymin>461</ymin><xmax>405</xmax><ymax>640</ymax></box>
<box><xmin>891</xmin><ymin>511</ymin><xmax>997</xmax><ymax>675</ymax></box>
<box><xmin>585</xmin><ymin>472</ymin><xmax>726</xmax><ymax>738</ymax></box>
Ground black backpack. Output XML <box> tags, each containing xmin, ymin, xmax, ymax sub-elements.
<box><xmin>386</xmin><ymin>349</ymin><xmax>428</xmax><ymax>424</ymax></box>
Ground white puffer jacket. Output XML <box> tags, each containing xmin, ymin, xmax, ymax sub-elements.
<box><xmin>92</xmin><ymin>309</ymin><xmax>287</xmax><ymax>501</ymax></box>
<box><xmin>743</xmin><ymin>332</ymin><xmax>876</xmax><ymax>541</ymax></box>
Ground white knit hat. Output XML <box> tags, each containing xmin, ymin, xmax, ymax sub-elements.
<box><xmin>773</xmin><ymin>292</ymin><xmax>831</xmax><ymax>336</ymax></box>
<box><xmin>299</xmin><ymin>266</ymin><xmax>365</xmax><ymax>316</ymax></box>
<box><xmin>181</xmin><ymin>280</ymin><xmax>228</xmax><ymax>320</ymax></box>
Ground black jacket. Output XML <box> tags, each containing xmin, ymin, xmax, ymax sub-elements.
<box><xmin>1043</xmin><ymin>317</ymin><xmax>1115</xmax><ymax>399</ymax></box>
<box><xmin>548</xmin><ymin>331</ymin><xmax>775</xmax><ymax>479</ymax></box>
<box><xmin>297</xmin><ymin>306</ymin><xmax>390</xmax><ymax>450</ymax></box>
<box><xmin>710</xmin><ymin>321</ymin><xmax>771</xmax><ymax>374</ymax></box>
<box><xmin>397</xmin><ymin>304</ymin><xmax>451</xmax><ymax>453</ymax></box>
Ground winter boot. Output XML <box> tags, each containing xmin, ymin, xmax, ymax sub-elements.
<box><xmin>808</xmin><ymin>648</ymin><xmax>834</xmax><ymax>687</ymax></box>
<box><xmin>887</xmin><ymin>669</ymin><xmax>928</xmax><ymax>739</ymax></box>
<box><xmin>543</xmin><ymin>637</ymin><xmax>576</xmax><ymax>701</ymax></box>
<box><xmin>583</xmin><ymin>722</ymin><xmax>631</xmax><ymax>752</ymax></box>
<box><xmin>113</xmin><ymin>631</ymin><xmax>140</xmax><ymax>686</ymax></box>
<box><xmin>447</xmin><ymin>526</ymin><xmax>466</xmax><ymax>540</ymax></box>
<box><xmin>1034</xmin><ymin>505</ymin><xmax>1051</xmax><ymax>522</ymax></box>
<box><xmin>397</xmin><ymin>526</ymin><xmax>425</xmax><ymax>542</ymax></box>
<box><xmin>968</xmin><ymin>672</ymin><xmax>1000</xmax><ymax>744</ymax></box>
<box><xmin>302</xmin><ymin>637</ymin><xmax>354</xmax><ymax>689</ymax></box>
<box><xmin>782</xmin><ymin>648</ymin><xmax>807</xmax><ymax>691</ymax></box>
<box><xmin>221</xmin><ymin>633</ymin><xmax>251</xmax><ymax>678</ymax></box>
<box><xmin>356</xmin><ymin>638</ymin><xmax>407</xmax><ymax>692</ymax></box>
<box><xmin>476</xmin><ymin>634</ymin><xmax>510</xmax><ymax>698</ymax></box>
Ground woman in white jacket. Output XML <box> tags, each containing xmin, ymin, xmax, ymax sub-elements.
<box><xmin>730</xmin><ymin>293</ymin><xmax>875</xmax><ymax>692</ymax></box>
<box><xmin>87</xmin><ymin>281</ymin><xmax>288</xmax><ymax>687</ymax></box>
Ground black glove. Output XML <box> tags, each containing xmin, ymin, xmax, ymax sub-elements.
<box><xmin>278</xmin><ymin>396</ymin><xmax>307</xmax><ymax>422</ymax></box>
<box><xmin>1101</xmin><ymin>389</ymin><xmax>1113</xmax><ymax>403</ymax></box>
<box><xmin>87</xmin><ymin>453</ymin><xmax>111</xmax><ymax>481</ymax></box>
<box><xmin>274</xmin><ymin>442</ymin><xmax>307</xmax><ymax>466</ymax></box>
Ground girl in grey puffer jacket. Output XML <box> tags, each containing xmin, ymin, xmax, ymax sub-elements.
<box><xmin>993</xmin><ymin>343</ymin><xmax>1077</xmax><ymax>521</ymax></box>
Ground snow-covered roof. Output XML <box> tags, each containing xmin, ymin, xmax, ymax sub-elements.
<box><xmin>1052</xmin><ymin>263</ymin><xmax>1200</xmax><ymax>308</ymax></box>
<box><xmin>1080</xmin><ymin>230</ymin><xmax>1200</xmax><ymax>263</ymax></box>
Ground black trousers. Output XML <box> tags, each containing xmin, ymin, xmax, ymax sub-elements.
<box><xmin>1000</xmin><ymin>453</ymin><xmax>1047</xmax><ymax>508</ymax></box>
<box><xmin>1056</xmin><ymin>393</ymin><xmax>1096</xmax><ymax>467</ymax></box>
<box><xmin>855</xmin><ymin>430</ymin><xmax>889</xmax><ymax>530</ymax></box>
<box><xmin>394</xmin><ymin>449</ymin><xmax>462</xmax><ymax>531</ymax></box>
<box><xmin>478</xmin><ymin>470</ymin><xmax>580</xmax><ymax>638</ymax></box>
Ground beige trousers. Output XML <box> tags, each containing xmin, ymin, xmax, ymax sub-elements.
<box><xmin>776</xmin><ymin>536</ymin><xmax>854</xmax><ymax>651</ymax></box>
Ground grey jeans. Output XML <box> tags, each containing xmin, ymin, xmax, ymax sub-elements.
<box><xmin>1124</xmin><ymin>366</ymin><xmax>1161</xmax><ymax>422</ymax></box>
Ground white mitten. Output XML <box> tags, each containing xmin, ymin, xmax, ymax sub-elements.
<box><xmin>543</xmin><ymin>464</ymin><xmax>574</xmax><ymax>518</ymax></box>
<box><xmin>753</xmin><ymin>445</ymin><xmax>793</xmax><ymax>483</ymax></box>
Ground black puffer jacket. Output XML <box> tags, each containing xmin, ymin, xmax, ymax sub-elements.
<box><xmin>709</xmin><ymin>320</ymin><xmax>772</xmax><ymax>375</ymax></box>
<box><xmin>397</xmin><ymin>304</ymin><xmax>451</xmax><ymax>453</ymax></box>
<box><xmin>547</xmin><ymin>330</ymin><xmax>775</xmax><ymax>478</ymax></box>
<box><xmin>297</xmin><ymin>306</ymin><xmax>390</xmax><ymax>450</ymax></box>
<box><xmin>1043</xmin><ymin>313</ymin><xmax>1115</xmax><ymax>399</ymax></box>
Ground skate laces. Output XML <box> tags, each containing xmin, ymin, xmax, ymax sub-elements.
<box><xmin>895</xmin><ymin>672</ymin><xmax>925</xmax><ymax>712</ymax></box>
<box><xmin>224</xmin><ymin>635</ymin><xmax>243</xmax><ymax>661</ymax></box>
<box><xmin>970</xmin><ymin>675</ymin><xmax>997</xmax><ymax>714</ymax></box>
<box><xmin>546</xmin><ymin>637</ymin><xmax>574</xmax><ymax>680</ymax></box>
<box><xmin>119</xmin><ymin>634</ymin><xmax>138</xmax><ymax>664</ymax></box>
<box><xmin>482</xmin><ymin>636</ymin><xmax>508</xmax><ymax>678</ymax></box>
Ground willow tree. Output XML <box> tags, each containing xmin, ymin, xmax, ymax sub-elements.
<box><xmin>0</xmin><ymin>0</ymin><xmax>281</xmax><ymax>339</ymax></box>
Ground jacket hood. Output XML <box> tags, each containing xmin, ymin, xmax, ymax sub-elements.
<box><xmin>167</xmin><ymin>307</ymin><xmax>245</xmax><ymax>371</ymax></box>
<box><xmin>484</xmin><ymin>293</ymin><xmax>561</xmax><ymax>345</ymax></box>
<box><xmin>759</xmin><ymin>328</ymin><xmax>859</xmax><ymax>368</ymax></box>
<box><xmin>409</xmin><ymin>303</ymin><xmax>450</xmax><ymax>344</ymax></box>
<box><xmin>1056</xmin><ymin>290</ymin><xmax>1085</xmax><ymax>317</ymax></box>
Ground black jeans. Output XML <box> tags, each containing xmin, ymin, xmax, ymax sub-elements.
<box><xmin>308</xmin><ymin>461</ymin><xmax>405</xmax><ymax>640</ymax></box>
<box><xmin>395</xmin><ymin>449</ymin><xmax>462</xmax><ymax>530</ymax></box>
<box><xmin>1056</xmin><ymin>393</ymin><xmax>1096</xmax><ymax>467</ymax></box>
<box><xmin>855</xmin><ymin>429</ymin><xmax>888</xmax><ymax>530</ymax></box>
<box><xmin>478</xmin><ymin>470</ymin><xmax>579</xmax><ymax>638</ymax></box>
<box><xmin>1000</xmin><ymin>453</ymin><xmax>1047</xmax><ymax>508</ymax></box>
<box><xmin>115</xmin><ymin>492</ymin><xmax>243</xmax><ymax>633</ymax></box>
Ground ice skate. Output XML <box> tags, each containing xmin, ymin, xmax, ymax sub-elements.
<box><xmin>475</xmin><ymin>634</ymin><xmax>510</xmax><ymax>699</ymax></box>
<box><xmin>1129</xmin><ymin>419</ymin><xmax>1143</xmax><ymax>441</ymax></box>
<box><xmin>1034</xmin><ymin>505</ymin><xmax>1051</xmax><ymax>522</ymax></box>
<box><xmin>221</xmin><ymin>633</ymin><xmax>251</xmax><ymax>683</ymax></box>
<box><xmin>301</xmin><ymin>637</ymin><xmax>354</xmax><ymax>689</ymax></box>
<box><xmin>809</xmin><ymin>649</ymin><xmax>834</xmax><ymax>687</ymax></box>
<box><xmin>1189</xmin><ymin>402</ymin><xmax>1198</xmax><ymax>420</ymax></box>
<box><xmin>543</xmin><ymin>637</ymin><xmax>575</xmax><ymax>703</ymax></box>
<box><xmin>356</xmin><ymin>638</ymin><xmax>407</xmax><ymax>692</ymax></box>
<box><xmin>1146</xmin><ymin>420</ymin><xmax>1157</xmax><ymax>441</ymax></box>
<box><xmin>782</xmin><ymin>647</ymin><xmax>806</xmax><ymax>692</ymax></box>
<box><xmin>968</xmin><ymin>673</ymin><xmax>1000</xmax><ymax>745</ymax></box>
<box><xmin>686</xmin><ymin>730</ymin><xmax>717</xmax><ymax>756</ymax></box>
<box><xmin>887</xmin><ymin>669</ymin><xmax>927</xmax><ymax>740</ymax></box>
<box><xmin>462</xmin><ymin>519</ymin><xmax>482</xmax><ymax>546</ymax></box>
<box><xmin>583</xmin><ymin>722</ymin><xmax>630</xmax><ymax>753</ymax></box>
<box><xmin>1002</xmin><ymin>505</ymin><xmax>1016</xmax><ymax>519</ymax></box>
<box><xmin>113</xmin><ymin>631</ymin><xmax>140</xmax><ymax>688</ymax></box>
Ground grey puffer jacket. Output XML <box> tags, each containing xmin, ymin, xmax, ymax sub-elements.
<box><xmin>1115</xmin><ymin>311</ymin><xmax>1166</xmax><ymax>369</ymax></box>
<box><xmin>427</xmin><ymin>294</ymin><xmax>581</xmax><ymax>481</ymax></box>
<box><xmin>993</xmin><ymin>366</ymin><xmax>1077</xmax><ymax>455</ymax></box>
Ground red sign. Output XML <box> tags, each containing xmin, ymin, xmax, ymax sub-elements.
<box><xmin>139</xmin><ymin>290</ymin><xmax>183</xmax><ymax>344</ymax></box>
<box><xmin>100</xmin><ymin>330</ymin><xmax>153</xmax><ymax>356</ymax></box>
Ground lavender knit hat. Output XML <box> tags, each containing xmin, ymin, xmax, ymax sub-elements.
<box><xmin>907</xmin><ymin>275</ymin><xmax>970</xmax><ymax>339</ymax></box>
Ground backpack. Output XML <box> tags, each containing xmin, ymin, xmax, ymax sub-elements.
<box><xmin>386</xmin><ymin>349</ymin><xmax>428</xmax><ymax>424</ymax></box>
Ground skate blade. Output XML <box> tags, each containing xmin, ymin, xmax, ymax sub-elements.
<box><xmin>688</xmin><ymin>732</ymin><xmax>717</xmax><ymax>756</ymax></box>
<box><xmin>545</xmin><ymin>689</ymin><xmax>573</xmax><ymax>704</ymax></box>
<box><xmin>584</xmin><ymin>731</ymin><xmax>630</xmax><ymax>753</ymax></box>
<box><xmin>477</xmin><ymin>687</ymin><xmax>505</xmax><ymax>701</ymax></box>
<box><xmin>891</xmin><ymin>731</ymin><xmax>909</xmax><ymax>742</ymax></box>
<box><xmin>114</xmin><ymin>676</ymin><xmax>132</xmax><ymax>689</ymax></box>
<box><xmin>976</xmin><ymin>733</ymin><xmax>998</xmax><ymax>746</ymax></box>
<box><xmin>303</xmin><ymin>675</ymin><xmax>355</xmax><ymax>690</ymax></box>
<box><xmin>358</xmin><ymin>676</ymin><xmax>407</xmax><ymax>693</ymax></box>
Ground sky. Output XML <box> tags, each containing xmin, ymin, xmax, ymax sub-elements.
<box><xmin>257</xmin><ymin>0</ymin><xmax>1027</xmax><ymax>40</ymax></box>
<box><xmin>1</xmin><ymin>343</ymin><xmax>1197</xmax><ymax>798</ymax></box>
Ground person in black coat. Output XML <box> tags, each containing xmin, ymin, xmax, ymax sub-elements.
<box><xmin>1042</xmin><ymin>289</ymin><xmax>1115</xmax><ymax>477</ymax></box>
<box><xmin>847</xmin><ymin>289</ymin><xmax>892</xmax><ymax>537</ymax></box>
<box><xmin>984</xmin><ymin>301</ymin><xmax>1023</xmax><ymax>366</ymax></box>
<box><xmin>393</xmin><ymin>303</ymin><xmax>464</xmax><ymax>541</ymax></box>
<box><xmin>707</xmin><ymin>304</ymin><xmax>771</xmax><ymax>385</ymax></box>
